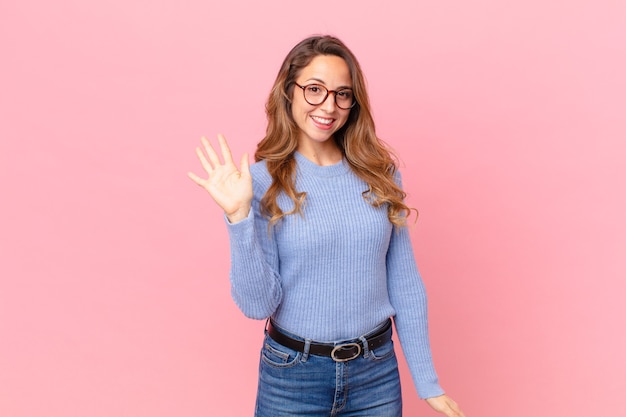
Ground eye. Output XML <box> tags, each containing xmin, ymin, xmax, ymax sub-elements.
<box><xmin>336</xmin><ymin>90</ymin><xmax>353</xmax><ymax>99</ymax></box>
<box><xmin>306</xmin><ymin>85</ymin><xmax>324</xmax><ymax>94</ymax></box>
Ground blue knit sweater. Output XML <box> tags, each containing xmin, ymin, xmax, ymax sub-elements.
<box><xmin>226</xmin><ymin>151</ymin><xmax>444</xmax><ymax>399</ymax></box>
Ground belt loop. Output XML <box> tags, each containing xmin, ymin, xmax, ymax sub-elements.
<box><xmin>302</xmin><ymin>339</ymin><xmax>311</xmax><ymax>362</ymax></box>
<box><xmin>359</xmin><ymin>335</ymin><xmax>370</xmax><ymax>358</ymax></box>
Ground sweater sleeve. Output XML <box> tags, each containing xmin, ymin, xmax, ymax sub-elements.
<box><xmin>225</xmin><ymin>173</ymin><xmax>282</xmax><ymax>320</ymax></box>
<box><xmin>386</xmin><ymin>174</ymin><xmax>445</xmax><ymax>399</ymax></box>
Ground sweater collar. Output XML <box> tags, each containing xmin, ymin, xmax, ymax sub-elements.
<box><xmin>294</xmin><ymin>151</ymin><xmax>350</xmax><ymax>177</ymax></box>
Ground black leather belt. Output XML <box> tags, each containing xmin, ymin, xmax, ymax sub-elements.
<box><xmin>267</xmin><ymin>319</ymin><xmax>392</xmax><ymax>362</ymax></box>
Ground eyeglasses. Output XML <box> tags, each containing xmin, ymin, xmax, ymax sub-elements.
<box><xmin>294</xmin><ymin>83</ymin><xmax>356</xmax><ymax>110</ymax></box>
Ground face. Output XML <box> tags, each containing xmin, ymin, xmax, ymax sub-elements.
<box><xmin>291</xmin><ymin>55</ymin><xmax>352</xmax><ymax>151</ymax></box>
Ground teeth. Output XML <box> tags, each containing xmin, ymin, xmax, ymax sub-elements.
<box><xmin>311</xmin><ymin>116</ymin><xmax>333</xmax><ymax>125</ymax></box>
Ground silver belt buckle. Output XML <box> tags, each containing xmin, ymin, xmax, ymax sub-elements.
<box><xmin>331</xmin><ymin>343</ymin><xmax>362</xmax><ymax>362</ymax></box>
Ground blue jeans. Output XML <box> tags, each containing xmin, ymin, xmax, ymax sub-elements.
<box><xmin>254</xmin><ymin>321</ymin><xmax>402</xmax><ymax>416</ymax></box>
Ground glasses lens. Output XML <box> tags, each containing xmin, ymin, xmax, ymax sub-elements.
<box><xmin>303</xmin><ymin>85</ymin><xmax>327</xmax><ymax>105</ymax></box>
<box><xmin>335</xmin><ymin>90</ymin><xmax>354</xmax><ymax>109</ymax></box>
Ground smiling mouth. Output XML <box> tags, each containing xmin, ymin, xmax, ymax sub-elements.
<box><xmin>311</xmin><ymin>115</ymin><xmax>334</xmax><ymax>125</ymax></box>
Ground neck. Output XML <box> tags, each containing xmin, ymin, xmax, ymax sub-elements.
<box><xmin>297</xmin><ymin>140</ymin><xmax>343</xmax><ymax>166</ymax></box>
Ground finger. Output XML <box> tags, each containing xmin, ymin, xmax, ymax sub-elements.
<box><xmin>187</xmin><ymin>171</ymin><xmax>205</xmax><ymax>186</ymax></box>
<box><xmin>200</xmin><ymin>136</ymin><xmax>222</xmax><ymax>167</ymax></box>
<box><xmin>195</xmin><ymin>146</ymin><xmax>214</xmax><ymax>174</ymax></box>
<box><xmin>448</xmin><ymin>403</ymin><xmax>465</xmax><ymax>417</ymax></box>
<box><xmin>217</xmin><ymin>134</ymin><xmax>235</xmax><ymax>166</ymax></box>
<box><xmin>239</xmin><ymin>152</ymin><xmax>250</xmax><ymax>175</ymax></box>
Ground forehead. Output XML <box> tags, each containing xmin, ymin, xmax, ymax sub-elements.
<box><xmin>298</xmin><ymin>55</ymin><xmax>352</xmax><ymax>86</ymax></box>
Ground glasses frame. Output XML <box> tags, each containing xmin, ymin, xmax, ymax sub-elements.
<box><xmin>294</xmin><ymin>83</ymin><xmax>357</xmax><ymax>110</ymax></box>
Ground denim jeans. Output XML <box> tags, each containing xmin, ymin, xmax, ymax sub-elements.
<box><xmin>254</xmin><ymin>321</ymin><xmax>402</xmax><ymax>416</ymax></box>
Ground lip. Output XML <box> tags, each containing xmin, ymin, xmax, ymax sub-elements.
<box><xmin>310</xmin><ymin>115</ymin><xmax>335</xmax><ymax>130</ymax></box>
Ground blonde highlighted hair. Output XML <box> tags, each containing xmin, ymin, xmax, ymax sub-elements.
<box><xmin>255</xmin><ymin>35</ymin><xmax>413</xmax><ymax>227</ymax></box>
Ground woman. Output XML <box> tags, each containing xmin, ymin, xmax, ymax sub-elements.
<box><xmin>189</xmin><ymin>35</ymin><xmax>465</xmax><ymax>417</ymax></box>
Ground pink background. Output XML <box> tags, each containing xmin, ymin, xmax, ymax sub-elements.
<box><xmin>1</xmin><ymin>1</ymin><xmax>624</xmax><ymax>416</ymax></box>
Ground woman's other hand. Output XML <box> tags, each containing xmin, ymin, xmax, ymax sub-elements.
<box><xmin>188</xmin><ymin>134</ymin><xmax>253</xmax><ymax>223</ymax></box>
<box><xmin>425</xmin><ymin>394</ymin><xmax>466</xmax><ymax>417</ymax></box>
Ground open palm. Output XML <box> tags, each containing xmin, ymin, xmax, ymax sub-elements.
<box><xmin>188</xmin><ymin>134</ymin><xmax>253</xmax><ymax>223</ymax></box>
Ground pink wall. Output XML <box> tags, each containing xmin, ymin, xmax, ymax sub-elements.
<box><xmin>1</xmin><ymin>1</ymin><xmax>624</xmax><ymax>416</ymax></box>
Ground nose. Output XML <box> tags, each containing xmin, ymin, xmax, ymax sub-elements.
<box><xmin>320</xmin><ymin>92</ymin><xmax>337</xmax><ymax>112</ymax></box>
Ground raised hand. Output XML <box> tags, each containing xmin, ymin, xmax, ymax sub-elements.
<box><xmin>188</xmin><ymin>134</ymin><xmax>253</xmax><ymax>223</ymax></box>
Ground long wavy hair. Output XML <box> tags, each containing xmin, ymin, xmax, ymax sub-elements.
<box><xmin>255</xmin><ymin>35</ymin><xmax>413</xmax><ymax>227</ymax></box>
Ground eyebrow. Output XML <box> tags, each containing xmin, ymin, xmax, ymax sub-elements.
<box><xmin>304</xmin><ymin>77</ymin><xmax>353</xmax><ymax>89</ymax></box>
